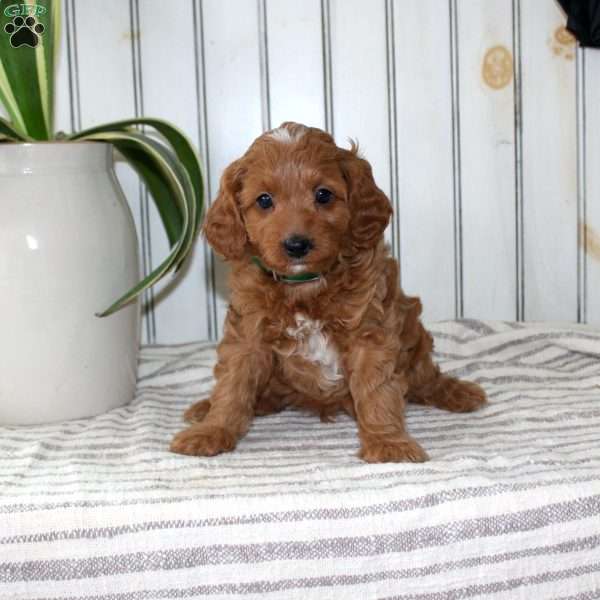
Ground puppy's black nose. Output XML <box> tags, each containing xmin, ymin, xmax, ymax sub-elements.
<box><xmin>283</xmin><ymin>235</ymin><xmax>313</xmax><ymax>258</ymax></box>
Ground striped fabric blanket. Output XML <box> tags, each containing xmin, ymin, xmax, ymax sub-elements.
<box><xmin>1</xmin><ymin>320</ymin><xmax>600</xmax><ymax>599</ymax></box>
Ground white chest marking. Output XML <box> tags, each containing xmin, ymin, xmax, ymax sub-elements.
<box><xmin>285</xmin><ymin>313</ymin><xmax>343</xmax><ymax>385</ymax></box>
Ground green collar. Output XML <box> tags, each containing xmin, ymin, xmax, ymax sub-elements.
<box><xmin>251</xmin><ymin>256</ymin><xmax>321</xmax><ymax>284</ymax></box>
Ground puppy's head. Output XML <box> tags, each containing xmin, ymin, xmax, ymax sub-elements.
<box><xmin>203</xmin><ymin>122</ymin><xmax>391</xmax><ymax>277</ymax></box>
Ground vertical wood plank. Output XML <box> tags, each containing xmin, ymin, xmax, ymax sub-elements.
<box><xmin>320</xmin><ymin>0</ymin><xmax>334</xmax><ymax>133</ymax></box>
<box><xmin>584</xmin><ymin>47</ymin><xmax>600</xmax><ymax>325</ymax></box>
<box><xmin>137</xmin><ymin>0</ymin><xmax>210</xmax><ymax>343</ymax></box>
<box><xmin>74</xmin><ymin>0</ymin><xmax>149</xmax><ymax>341</ymax></box>
<box><xmin>329</xmin><ymin>0</ymin><xmax>391</xmax><ymax>245</ymax></box>
<box><xmin>576</xmin><ymin>45</ymin><xmax>586</xmax><ymax>324</ymax></box>
<box><xmin>257</xmin><ymin>0</ymin><xmax>270</xmax><ymax>132</ymax></box>
<box><xmin>385</xmin><ymin>0</ymin><xmax>400</xmax><ymax>259</ymax></box>
<box><xmin>513</xmin><ymin>0</ymin><xmax>525</xmax><ymax>321</ymax></box>
<box><xmin>449</xmin><ymin>0</ymin><xmax>463</xmax><ymax>318</ymax></box>
<box><xmin>457</xmin><ymin>0</ymin><xmax>517</xmax><ymax>320</ymax></box>
<box><xmin>393</xmin><ymin>0</ymin><xmax>456</xmax><ymax>322</ymax></box>
<box><xmin>265</xmin><ymin>0</ymin><xmax>325</xmax><ymax>130</ymax></box>
<box><xmin>193</xmin><ymin>0</ymin><xmax>216</xmax><ymax>341</ymax></box>
<box><xmin>130</xmin><ymin>0</ymin><xmax>156</xmax><ymax>343</ymax></box>
<box><xmin>53</xmin><ymin>1</ymin><xmax>72</xmax><ymax>135</ymax></box>
<box><xmin>203</xmin><ymin>0</ymin><xmax>263</xmax><ymax>337</ymax></box>
<box><xmin>75</xmin><ymin>1</ymin><xmax>136</xmax><ymax>126</ymax></box>
<box><xmin>520</xmin><ymin>0</ymin><xmax>578</xmax><ymax>321</ymax></box>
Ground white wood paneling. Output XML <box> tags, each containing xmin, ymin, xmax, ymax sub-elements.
<box><xmin>4</xmin><ymin>0</ymin><xmax>598</xmax><ymax>341</ymax></box>
<box><xmin>584</xmin><ymin>47</ymin><xmax>600</xmax><ymax>325</ymax></box>
<box><xmin>74</xmin><ymin>1</ymin><xmax>136</xmax><ymax>127</ymax></box>
<box><xmin>137</xmin><ymin>0</ymin><xmax>209</xmax><ymax>344</ymax></box>
<box><xmin>457</xmin><ymin>0</ymin><xmax>517</xmax><ymax>320</ymax></box>
<box><xmin>203</xmin><ymin>0</ymin><xmax>263</xmax><ymax>338</ymax></box>
<box><xmin>393</xmin><ymin>0</ymin><xmax>456</xmax><ymax>321</ymax></box>
<box><xmin>521</xmin><ymin>0</ymin><xmax>578</xmax><ymax>321</ymax></box>
<box><xmin>329</xmin><ymin>0</ymin><xmax>392</xmax><ymax>246</ymax></box>
<box><xmin>265</xmin><ymin>0</ymin><xmax>325</xmax><ymax>130</ymax></box>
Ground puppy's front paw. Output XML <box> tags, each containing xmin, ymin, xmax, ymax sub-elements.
<box><xmin>359</xmin><ymin>437</ymin><xmax>429</xmax><ymax>463</ymax></box>
<box><xmin>170</xmin><ymin>425</ymin><xmax>237</xmax><ymax>457</ymax></box>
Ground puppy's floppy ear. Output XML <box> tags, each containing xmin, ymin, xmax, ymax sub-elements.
<box><xmin>203</xmin><ymin>159</ymin><xmax>247</xmax><ymax>260</ymax></box>
<box><xmin>341</xmin><ymin>144</ymin><xmax>392</xmax><ymax>249</ymax></box>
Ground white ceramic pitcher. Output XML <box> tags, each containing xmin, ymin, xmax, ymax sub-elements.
<box><xmin>0</xmin><ymin>142</ymin><xmax>140</xmax><ymax>425</ymax></box>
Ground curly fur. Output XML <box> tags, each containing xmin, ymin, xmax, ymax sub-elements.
<box><xmin>171</xmin><ymin>122</ymin><xmax>487</xmax><ymax>462</ymax></box>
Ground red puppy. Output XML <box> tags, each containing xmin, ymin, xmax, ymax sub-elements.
<box><xmin>171</xmin><ymin>122</ymin><xmax>486</xmax><ymax>462</ymax></box>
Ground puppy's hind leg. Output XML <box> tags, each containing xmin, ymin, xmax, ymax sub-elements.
<box><xmin>183</xmin><ymin>382</ymin><xmax>287</xmax><ymax>425</ymax></box>
<box><xmin>252</xmin><ymin>376</ymin><xmax>293</xmax><ymax>417</ymax></box>
<box><xmin>254</xmin><ymin>393</ymin><xmax>288</xmax><ymax>416</ymax></box>
<box><xmin>407</xmin><ymin>354</ymin><xmax>487</xmax><ymax>413</ymax></box>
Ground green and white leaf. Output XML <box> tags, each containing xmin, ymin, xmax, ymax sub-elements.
<box><xmin>76</xmin><ymin>131</ymin><xmax>196</xmax><ymax>317</ymax></box>
<box><xmin>0</xmin><ymin>0</ymin><xmax>58</xmax><ymax>139</ymax></box>
<box><xmin>70</xmin><ymin>118</ymin><xmax>204</xmax><ymax>241</ymax></box>
<box><xmin>0</xmin><ymin>114</ymin><xmax>30</xmax><ymax>140</ymax></box>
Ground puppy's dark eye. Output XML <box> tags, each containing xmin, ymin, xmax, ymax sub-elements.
<box><xmin>315</xmin><ymin>188</ymin><xmax>333</xmax><ymax>205</ymax></box>
<box><xmin>256</xmin><ymin>193</ymin><xmax>273</xmax><ymax>210</ymax></box>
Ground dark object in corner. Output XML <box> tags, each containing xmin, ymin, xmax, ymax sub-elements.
<box><xmin>557</xmin><ymin>0</ymin><xmax>600</xmax><ymax>47</ymax></box>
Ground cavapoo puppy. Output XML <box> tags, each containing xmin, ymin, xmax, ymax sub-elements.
<box><xmin>170</xmin><ymin>122</ymin><xmax>486</xmax><ymax>462</ymax></box>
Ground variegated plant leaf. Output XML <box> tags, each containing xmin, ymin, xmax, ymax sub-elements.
<box><xmin>0</xmin><ymin>0</ymin><xmax>58</xmax><ymax>139</ymax></box>
<box><xmin>70</xmin><ymin>118</ymin><xmax>204</xmax><ymax>239</ymax></box>
<box><xmin>0</xmin><ymin>114</ymin><xmax>30</xmax><ymax>139</ymax></box>
<box><xmin>75</xmin><ymin>131</ymin><xmax>195</xmax><ymax>317</ymax></box>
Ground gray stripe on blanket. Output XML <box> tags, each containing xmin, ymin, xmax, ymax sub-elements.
<box><xmin>3</xmin><ymin>495</ymin><xmax>599</xmax><ymax>582</ymax></box>
<box><xmin>22</xmin><ymin>538</ymin><xmax>600</xmax><ymax>599</ymax></box>
<box><xmin>1</xmin><ymin>474</ymin><xmax>596</xmax><ymax>545</ymax></box>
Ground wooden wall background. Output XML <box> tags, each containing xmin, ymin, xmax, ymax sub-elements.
<box><xmin>48</xmin><ymin>0</ymin><xmax>600</xmax><ymax>343</ymax></box>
